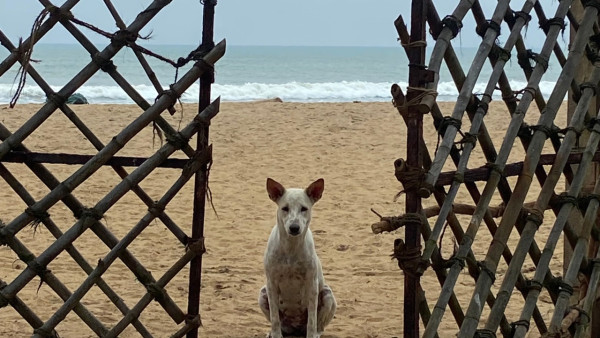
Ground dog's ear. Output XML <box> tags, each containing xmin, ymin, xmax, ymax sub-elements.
<box><xmin>305</xmin><ymin>178</ymin><xmax>324</xmax><ymax>203</ymax></box>
<box><xmin>267</xmin><ymin>178</ymin><xmax>285</xmax><ymax>202</ymax></box>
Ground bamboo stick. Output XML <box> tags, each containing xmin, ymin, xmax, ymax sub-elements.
<box><xmin>391</xmin><ymin>94</ymin><xmax>476</xmax><ymax>327</ymax></box>
<box><xmin>435</xmin><ymin>151</ymin><xmax>600</xmax><ymax>185</ymax></box>
<box><xmin>2</xmin><ymin>99</ymin><xmax>218</xmax><ymax>327</ymax></box>
<box><xmin>533</xmin><ymin>1</ymin><xmax>578</xmax><ymax>100</ymax></box>
<box><xmin>438</xmin><ymin>1</ymin><xmax>572</xmax><ymax>331</ymax></box>
<box><xmin>188</xmin><ymin>2</ymin><xmax>217</xmax><ymax>337</ymax></box>
<box><xmin>0</xmin><ymin>164</ymin><xmax>152</xmax><ymax>337</ymax></box>
<box><xmin>394</xmin><ymin>14</ymin><xmax>470</xmax><ymax>329</ymax></box>
<box><xmin>1</xmin><ymin>229</ymin><xmax>108</xmax><ymax>336</ymax></box>
<box><xmin>0</xmin><ymin>1</ymin><xmax>224</xmax><ymax>332</ymax></box>
<box><xmin>417</xmin><ymin>1</ymin><xmax>544</xmax><ymax>335</ymax></box>
<box><xmin>101</xmin><ymin>0</ymin><xmax>176</xmax><ymax>115</ymax></box>
<box><xmin>457</xmin><ymin>4</ymin><xmax>597</xmax><ymax>336</ymax></box>
<box><xmin>0</xmin><ymin>29</ymin><xmax>189</xmax><ymax>244</ymax></box>
<box><xmin>573</xmin><ymin>250</ymin><xmax>600</xmax><ymax>337</ymax></box>
<box><xmin>2</xmin><ymin>151</ymin><xmax>187</xmax><ymax>168</ymax></box>
<box><xmin>423</xmin><ymin>1</ymin><xmax>577</xmax><ymax>336</ymax></box>
<box><xmin>428</xmin><ymin>190</ymin><xmax>517</xmax><ymax>332</ymax></box>
<box><xmin>422</xmin><ymin>0</ymin><xmax>536</xmax><ymax>271</ymax></box>
<box><xmin>403</xmin><ymin>1</ymin><xmax>428</xmax><ymax>335</ymax></box>
<box><xmin>0</xmin><ymin>0</ymin><xmax>80</xmax><ymax>76</ymax></box>
<box><xmin>418</xmin><ymin>201</ymin><xmax>541</xmax><ymax>220</ymax></box>
<box><xmin>548</xmin><ymin>178</ymin><xmax>600</xmax><ymax>333</ymax></box>
<box><xmin>485</xmin><ymin>64</ymin><xmax>600</xmax><ymax>334</ymax></box>
<box><xmin>421</xmin><ymin>0</ymin><xmax>517</xmax><ymax>196</ymax></box>
<box><xmin>0</xmin><ymin>278</ymin><xmax>57</xmax><ymax>337</ymax></box>
<box><xmin>400</xmin><ymin>3</ymin><xmax>546</xmax><ymax>332</ymax></box>
<box><xmin>32</xmin><ymin>140</ymin><xmax>211</xmax><ymax>335</ymax></box>
<box><xmin>35</xmin><ymin>0</ymin><xmax>198</xmax><ymax>159</ymax></box>
<box><xmin>105</xmin><ymin>235</ymin><xmax>206</xmax><ymax>337</ymax></box>
<box><xmin>0</xmin><ymin>0</ymin><xmax>174</xmax><ymax>161</ymax></box>
<box><xmin>170</xmin><ymin>315</ymin><xmax>201</xmax><ymax>338</ymax></box>
<box><xmin>0</xmin><ymin>119</ymin><xmax>187</xmax><ymax>325</ymax></box>
<box><xmin>421</xmin><ymin>0</ymin><xmax>477</xmax><ymax>113</ymax></box>
<box><xmin>0</xmin><ymin>39</ymin><xmax>224</xmax><ymax>238</ymax></box>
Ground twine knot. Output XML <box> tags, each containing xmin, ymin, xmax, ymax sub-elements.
<box><xmin>518</xmin><ymin>49</ymin><xmax>549</xmax><ymax>72</ymax></box>
<box><xmin>510</xmin><ymin>320</ymin><xmax>531</xmax><ymax>334</ymax></box>
<box><xmin>441</xmin><ymin>15</ymin><xmax>463</xmax><ymax>38</ymax></box>
<box><xmin>25</xmin><ymin>207</ymin><xmax>50</xmax><ymax>228</ymax></box>
<box><xmin>165</xmin><ymin>131</ymin><xmax>188</xmax><ymax>150</ymax></box>
<box><xmin>148</xmin><ymin>202</ymin><xmax>166</xmax><ymax>217</ymax></box>
<box><xmin>187</xmin><ymin>237</ymin><xmax>206</xmax><ymax>255</ymax></box>
<box><xmin>540</xmin><ymin>17</ymin><xmax>566</xmax><ymax>34</ymax></box>
<box><xmin>476</xmin><ymin>20</ymin><xmax>501</xmax><ymax>37</ymax></box>
<box><xmin>474</xmin><ymin>328</ymin><xmax>496</xmax><ymax>338</ymax></box>
<box><xmin>490</xmin><ymin>44</ymin><xmax>511</xmax><ymax>62</ymax></box>
<box><xmin>477</xmin><ymin>260</ymin><xmax>496</xmax><ymax>283</ymax></box>
<box><xmin>393</xmin><ymin>158</ymin><xmax>430</xmax><ymax>199</ymax></box>
<box><xmin>392</xmin><ymin>238</ymin><xmax>428</xmax><ymax>278</ymax></box>
<box><xmin>111</xmin><ymin>29</ymin><xmax>137</xmax><ymax>47</ymax></box>
<box><xmin>74</xmin><ymin>207</ymin><xmax>104</xmax><ymax>223</ymax></box>
<box><xmin>524</xmin><ymin>208</ymin><xmax>544</xmax><ymax>229</ymax></box>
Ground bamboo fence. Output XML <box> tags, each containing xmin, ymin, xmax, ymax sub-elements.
<box><xmin>383</xmin><ymin>0</ymin><xmax>600</xmax><ymax>337</ymax></box>
<box><xmin>0</xmin><ymin>0</ymin><xmax>223</xmax><ymax>337</ymax></box>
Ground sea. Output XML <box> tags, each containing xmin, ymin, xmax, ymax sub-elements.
<box><xmin>0</xmin><ymin>43</ymin><xmax>567</xmax><ymax>104</ymax></box>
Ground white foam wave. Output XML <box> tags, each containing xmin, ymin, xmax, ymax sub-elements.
<box><xmin>212</xmin><ymin>81</ymin><xmax>395</xmax><ymax>102</ymax></box>
<box><xmin>0</xmin><ymin>80</ymin><xmax>560</xmax><ymax>104</ymax></box>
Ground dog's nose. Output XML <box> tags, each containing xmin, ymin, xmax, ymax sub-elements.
<box><xmin>289</xmin><ymin>223</ymin><xmax>300</xmax><ymax>236</ymax></box>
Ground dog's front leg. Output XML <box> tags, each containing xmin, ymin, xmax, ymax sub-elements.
<box><xmin>306</xmin><ymin>276</ymin><xmax>320</xmax><ymax>338</ymax></box>
<box><xmin>266</xmin><ymin>279</ymin><xmax>283</xmax><ymax>338</ymax></box>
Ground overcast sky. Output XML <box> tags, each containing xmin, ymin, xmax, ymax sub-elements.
<box><xmin>0</xmin><ymin>1</ymin><xmax>559</xmax><ymax>47</ymax></box>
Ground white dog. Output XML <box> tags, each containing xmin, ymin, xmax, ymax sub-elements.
<box><xmin>258</xmin><ymin>178</ymin><xmax>336</xmax><ymax>338</ymax></box>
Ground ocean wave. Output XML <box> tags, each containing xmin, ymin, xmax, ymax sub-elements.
<box><xmin>0</xmin><ymin>80</ymin><xmax>561</xmax><ymax>104</ymax></box>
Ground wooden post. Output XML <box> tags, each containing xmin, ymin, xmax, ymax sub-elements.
<box><xmin>187</xmin><ymin>1</ymin><xmax>216</xmax><ymax>337</ymax></box>
<box><xmin>403</xmin><ymin>1</ymin><xmax>427</xmax><ymax>337</ymax></box>
<box><xmin>567</xmin><ymin>1</ymin><xmax>600</xmax><ymax>335</ymax></box>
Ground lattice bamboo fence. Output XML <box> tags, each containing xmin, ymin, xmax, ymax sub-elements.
<box><xmin>0</xmin><ymin>1</ymin><xmax>224</xmax><ymax>337</ymax></box>
<box><xmin>375</xmin><ymin>0</ymin><xmax>600</xmax><ymax>337</ymax></box>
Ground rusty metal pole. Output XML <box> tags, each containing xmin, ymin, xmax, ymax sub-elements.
<box><xmin>187</xmin><ymin>1</ymin><xmax>216</xmax><ymax>337</ymax></box>
<box><xmin>403</xmin><ymin>1</ymin><xmax>427</xmax><ymax>337</ymax></box>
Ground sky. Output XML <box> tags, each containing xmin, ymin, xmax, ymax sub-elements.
<box><xmin>0</xmin><ymin>1</ymin><xmax>560</xmax><ymax>48</ymax></box>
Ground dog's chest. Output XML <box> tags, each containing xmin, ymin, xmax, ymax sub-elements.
<box><xmin>269</xmin><ymin>256</ymin><xmax>312</xmax><ymax>301</ymax></box>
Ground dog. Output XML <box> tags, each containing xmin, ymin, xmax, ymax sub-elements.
<box><xmin>258</xmin><ymin>178</ymin><xmax>336</xmax><ymax>338</ymax></box>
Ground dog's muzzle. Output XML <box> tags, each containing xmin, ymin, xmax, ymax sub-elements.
<box><xmin>289</xmin><ymin>223</ymin><xmax>301</xmax><ymax>236</ymax></box>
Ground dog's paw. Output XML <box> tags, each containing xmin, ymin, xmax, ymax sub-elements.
<box><xmin>266</xmin><ymin>333</ymin><xmax>283</xmax><ymax>338</ymax></box>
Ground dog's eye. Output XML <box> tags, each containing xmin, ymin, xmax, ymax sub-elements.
<box><xmin>301</xmin><ymin>206</ymin><xmax>308</xmax><ymax>212</ymax></box>
<box><xmin>282</xmin><ymin>206</ymin><xmax>289</xmax><ymax>212</ymax></box>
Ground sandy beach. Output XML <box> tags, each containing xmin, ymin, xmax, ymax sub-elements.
<box><xmin>0</xmin><ymin>100</ymin><xmax>567</xmax><ymax>337</ymax></box>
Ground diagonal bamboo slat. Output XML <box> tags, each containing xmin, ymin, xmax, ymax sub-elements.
<box><xmin>0</xmin><ymin>44</ymin><xmax>224</xmax><ymax>324</ymax></box>
<box><xmin>393</xmin><ymin>0</ymin><xmax>600</xmax><ymax>336</ymax></box>
<box><xmin>457</xmin><ymin>5</ymin><xmax>598</xmax><ymax>336</ymax></box>
<box><xmin>422</xmin><ymin>1</ymin><xmax>577</xmax><ymax>335</ymax></box>
<box><xmin>484</xmin><ymin>63</ymin><xmax>600</xmax><ymax>334</ymax></box>
<box><xmin>0</xmin><ymin>1</ymin><xmax>223</xmax><ymax>336</ymax></box>
<box><xmin>0</xmin><ymin>163</ymin><xmax>153</xmax><ymax>336</ymax></box>
<box><xmin>31</xmin><ymin>99</ymin><xmax>219</xmax><ymax>336</ymax></box>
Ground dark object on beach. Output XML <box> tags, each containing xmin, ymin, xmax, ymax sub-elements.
<box><xmin>46</xmin><ymin>93</ymin><xmax>89</xmax><ymax>104</ymax></box>
<box><xmin>254</xmin><ymin>97</ymin><xmax>283</xmax><ymax>103</ymax></box>
<box><xmin>67</xmin><ymin>93</ymin><xmax>88</xmax><ymax>104</ymax></box>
